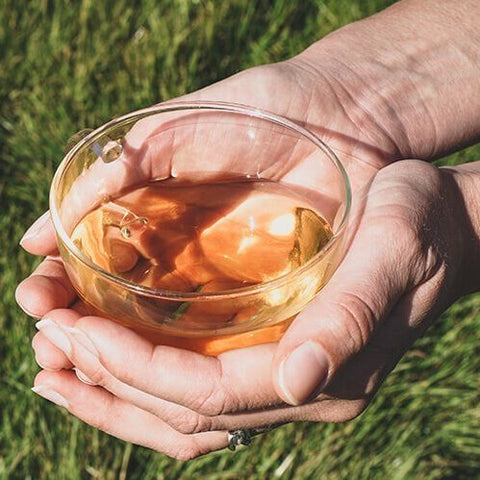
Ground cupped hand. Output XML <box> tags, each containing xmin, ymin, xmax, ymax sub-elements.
<box><xmin>16</xmin><ymin>52</ymin><xmax>468</xmax><ymax>459</ymax></box>
<box><xmin>21</xmin><ymin>159</ymin><xmax>475</xmax><ymax>459</ymax></box>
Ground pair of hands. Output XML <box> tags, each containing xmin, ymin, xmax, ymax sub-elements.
<box><xmin>16</xmin><ymin>57</ymin><xmax>477</xmax><ymax>460</ymax></box>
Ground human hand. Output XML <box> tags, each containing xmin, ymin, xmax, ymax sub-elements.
<box><xmin>17</xmin><ymin>57</ymin><xmax>387</xmax><ymax>458</ymax></box>
<box><xmin>22</xmin><ymin>160</ymin><xmax>479</xmax><ymax>459</ymax></box>
<box><xmin>17</xmin><ymin>0</ymin><xmax>480</xmax><ymax>457</ymax></box>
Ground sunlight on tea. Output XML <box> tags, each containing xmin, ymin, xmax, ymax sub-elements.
<box><xmin>71</xmin><ymin>177</ymin><xmax>333</xmax><ymax>295</ymax></box>
<box><xmin>65</xmin><ymin>176</ymin><xmax>338</xmax><ymax>354</ymax></box>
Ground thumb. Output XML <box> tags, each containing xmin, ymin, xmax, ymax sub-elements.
<box><xmin>273</xmin><ymin>208</ymin><xmax>417</xmax><ymax>406</ymax></box>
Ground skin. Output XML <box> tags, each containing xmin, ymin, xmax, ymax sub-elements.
<box><xmin>16</xmin><ymin>0</ymin><xmax>480</xmax><ymax>460</ymax></box>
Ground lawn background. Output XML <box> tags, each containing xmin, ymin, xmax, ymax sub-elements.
<box><xmin>1</xmin><ymin>1</ymin><xmax>480</xmax><ymax>479</ymax></box>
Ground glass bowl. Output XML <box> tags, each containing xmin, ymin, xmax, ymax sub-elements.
<box><xmin>50</xmin><ymin>102</ymin><xmax>351</xmax><ymax>355</ymax></box>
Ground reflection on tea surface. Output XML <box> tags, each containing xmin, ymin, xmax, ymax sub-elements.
<box><xmin>71</xmin><ymin>177</ymin><xmax>333</xmax><ymax>295</ymax></box>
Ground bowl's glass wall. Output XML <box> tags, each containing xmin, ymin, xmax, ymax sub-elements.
<box><xmin>51</xmin><ymin>104</ymin><xmax>350</xmax><ymax>354</ymax></box>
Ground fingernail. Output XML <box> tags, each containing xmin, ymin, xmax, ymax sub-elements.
<box><xmin>74</xmin><ymin>368</ymin><xmax>96</xmax><ymax>386</ymax></box>
<box><xmin>14</xmin><ymin>283</ymin><xmax>41</xmax><ymax>319</ymax></box>
<box><xmin>278</xmin><ymin>341</ymin><xmax>329</xmax><ymax>406</ymax></box>
<box><xmin>21</xmin><ymin>308</ymin><xmax>41</xmax><ymax>319</ymax></box>
<box><xmin>64</xmin><ymin>327</ymin><xmax>99</xmax><ymax>358</ymax></box>
<box><xmin>31</xmin><ymin>385</ymin><xmax>69</xmax><ymax>409</ymax></box>
<box><xmin>20</xmin><ymin>211</ymin><xmax>50</xmax><ymax>247</ymax></box>
<box><xmin>18</xmin><ymin>303</ymin><xmax>41</xmax><ymax>319</ymax></box>
<box><xmin>35</xmin><ymin>319</ymin><xmax>72</xmax><ymax>356</ymax></box>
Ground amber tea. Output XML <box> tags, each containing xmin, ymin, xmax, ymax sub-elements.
<box><xmin>70</xmin><ymin>177</ymin><xmax>333</xmax><ymax>353</ymax></box>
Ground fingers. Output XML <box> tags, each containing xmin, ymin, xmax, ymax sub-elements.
<box><xmin>16</xmin><ymin>256</ymin><xmax>77</xmax><ymax>318</ymax></box>
<box><xmin>30</xmin><ymin>309</ymin><xmax>369</xmax><ymax>433</ymax></box>
<box><xmin>30</xmin><ymin>311</ymin><xmax>368</xmax><ymax>433</ymax></box>
<box><xmin>29</xmin><ymin>312</ymin><xmax>355</xmax><ymax>435</ymax></box>
<box><xmin>30</xmin><ymin>281</ymin><xmax>438</xmax><ymax>440</ymax></box>
<box><xmin>31</xmin><ymin>309</ymin><xmax>80</xmax><ymax>371</ymax></box>
<box><xmin>34</xmin><ymin>312</ymin><xmax>282</xmax><ymax>416</ymax></box>
<box><xmin>32</xmin><ymin>370</ymin><xmax>228</xmax><ymax>460</ymax></box>
<box><xmin>29</xmin><ymin>281</ymin><xmax>442</xmax><ymax>443</ymax></box>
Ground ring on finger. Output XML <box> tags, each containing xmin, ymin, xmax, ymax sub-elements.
<box><xmin>227</xmin><ymin>426</ymin><xmax>277</xmax><ymax>451</ymax></box>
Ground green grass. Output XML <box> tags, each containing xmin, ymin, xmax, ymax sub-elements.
<box><xmin>1</xmin><ymin>0</ymin><xmax>480</xmax><ymax>478</ymax></box>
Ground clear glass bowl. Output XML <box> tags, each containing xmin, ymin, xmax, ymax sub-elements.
<box><xmin>50</xmin><ymin>102</ymin><xmax>351</xmax><ymax>355</ymax></box>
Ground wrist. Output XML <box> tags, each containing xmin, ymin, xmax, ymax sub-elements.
<box><xmin>294</xmin><ymin>0</ymin><xmax>480</xmax><ymax>162</ymax></box>
<box><xmin>442</xmin><ymin>162</ymin><xmax>480</xmax><ymax>294</ymax></box>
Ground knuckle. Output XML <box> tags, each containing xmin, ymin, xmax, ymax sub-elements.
<box><xmin>170</xmin><ymin>410</ymin><xmax>212</xmax><ymax>435</ymax></box>
<box><xmin>192</xmin><ymin>384</ymin><xmax>229</xmax><ymax>416</ymax></box>
<box><xmin>79</xmin><ymin>362</ymin><xmax>108</xmax><ymax>387</ymax></box>
<box><xmin>190</xmin><ymin>361</ymin><xmax>240</xmax><ymax>416</ymax></box>
<box><xmin>329</xmin><ymin>291</ymin><xmax>378</xmax><ymax>355</ymax></box>
<box><xmin>170</xmin><ymin>446</ymin><xmax>203</xmax><ymax>462</ymax></box>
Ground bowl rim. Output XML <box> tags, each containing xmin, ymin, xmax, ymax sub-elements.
<box><xmin>50</xmin><ymin>100</ymin><xmax>352</xmax><ymax>301</ymax></box>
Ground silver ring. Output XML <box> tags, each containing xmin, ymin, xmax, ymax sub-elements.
<box><xmin>227</xmin><ymin>426</ymin><xmax>276</xmax><ymax>451</ymax></box>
